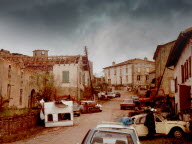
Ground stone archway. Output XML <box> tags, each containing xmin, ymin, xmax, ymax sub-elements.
<box><xmin>29</xmin><ymin>89</ymin><xmax>36</xmax><ymax>108</ymax></box>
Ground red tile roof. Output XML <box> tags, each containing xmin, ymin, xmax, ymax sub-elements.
<box><xmin>103</xmin><ymin>58</ymin><xmax>154</xmax><ymax>69</ymax></box>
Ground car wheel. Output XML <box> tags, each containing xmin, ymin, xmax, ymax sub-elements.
<box><xmin>172</xmin><ymin>129</ymin><xmax>183</xmax><ymax>138</ymax></box>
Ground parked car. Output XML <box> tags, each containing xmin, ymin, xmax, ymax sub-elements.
<box><xmin>131</xmin><ymin>95</ymin><xmax>139</xmax><ymax>103</ymax></box>
<box><xmin>96</xmin><ymin>121</ymin><xmax>140</xmax><ymax>144</ymax></box>
<box><xmin>81</xmin><ymin>128</ymin><xmax>138</xmax><ymax>144</ymax></box>
<box><xmin>98</xmin><ymin>92</ymin><xmax>108</xmax><ymax>100</ymax></box>
<box><xmin>80</xmin><ymin>100</ymin><xmax>102</xmax><ymax>113</ymax></box>
<box><xmin>131</xmin><ymin>113</ymin><xmax>191</xmax><ymax>138</ymax></box>
<box><xmin>107</xmin><ymin>92</ymin><xmax>116</xmax><ymax>98</ymax></box>
<box><xmin>131</xmin><ymin>95</ymin><xmax>140</xmax><ymax>108</ymax></box>
<box><xmin>120</xmin><ymin>99</ymin><xmax>135</xmax><ymax>110</ymax></box>
<box><xmin>115</xmin><ymin>92</ymin><xmax>121</xmax><ymax>97</ymax></box>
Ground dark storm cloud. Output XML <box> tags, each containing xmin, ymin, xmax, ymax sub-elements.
<box><xmin>0</xmin><ymin>0</ymin><xmax>192</xmax><ymax>35</ymax></box>
<box><xmin>1</xmin><ymin>0</ymin><xmax>192</xmax><ymax>24</ymax></box>
<box><xmin>0</xmin><ymin>0</ymin><xmax>192</xmax><ymax>75</ymax></box>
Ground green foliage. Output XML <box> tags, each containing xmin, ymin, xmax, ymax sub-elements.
<box><xmin>36</xmin><ymin>72</ymin><xmax>55</xmax><ymax>102</ymax></box>
<box><xmin>0</xmin><ymin>96</ymin><xmax>9</xmax><ymax>110</ymax></box>
<box><xmin>0</xmin><ymin>108</ymin><xmax>37</xmax><ymax>117</ymax></box>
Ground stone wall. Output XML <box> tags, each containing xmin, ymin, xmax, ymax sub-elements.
<box><xmin>0</xmin><ymin>111</ymin><xmax>39</xmax><ymax>137</ymax></box>
<box><xmin>0</xmin><ymin>58</ymin><xmax>39</xmax><ymax>109</ymax></box>
<box><xmin>154</xmin><ymin>41</ymin><xmax>175</xmax><ymax>96</ymax></box>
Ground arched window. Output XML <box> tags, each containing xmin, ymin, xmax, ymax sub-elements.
<box><xmin>7</xmin><ymin>84</ymin><xmax>11</xmax><ymax>99</ymax></box>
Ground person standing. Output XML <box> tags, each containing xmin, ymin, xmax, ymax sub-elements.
<box><xmin>144</xmin><ymin>109</ymin><xmax>156</xmax><ymax>138</ymax></box>
<box><xmin>84</xmin><ymin>102</ymin><xmax>89</xmax><ymax>112</ymax></box>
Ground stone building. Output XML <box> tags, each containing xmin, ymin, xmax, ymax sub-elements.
<box><xmin>153</xmin><ymin>41</ymin><xmax>175</xmax><ymax>97</ymax></box>
<box><xmin>103</xmin><ymin>58</ymin><xmax>155</xmax><ymax>90</ymax></box>
<box><xmin>0</xmin><ymin>56</ymin><xmax>39</xmax><ymax>109</ymax></box>
<box><xmin>0</xmin><ymin>49</ymin><xmax>93</xmax><ymax>109</ymax></box>
<box><xmin>53</xmin><ymin>55</ymin><xmax>92</xmax><ymax>100</ymax></box>
<box><xmin>149</xmin><ymin>70</ymin><xmax>155</xmax><ymax>88</ymax></box>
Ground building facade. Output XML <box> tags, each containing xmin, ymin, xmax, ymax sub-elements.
<box><xmin>0</xmin><ymin>57</ymin><xmax>39</xmax><ymax>109</ymax></box>
<box><xmin>0</xmin><ymin>49</ymin><xmax>93</xmax><ymax>108</ymax></box>
<box><xmin>103</xmin><ymin>58</ymin><xmax>155</xmax><ymax>90</ymax></box>
<box><xmin>153</xmin><ymin>41</ymin><xmax>175</xmax><ymax>97</ymax></box>
<box><xmin>53</xmin><ymin>55</ymin><xmax>91</xmax><ymax>100</ymax></box>
<box><xmin>166</xmin><ymin>28</ymin><xmax>192</xmax><ymax>113</ymax></box>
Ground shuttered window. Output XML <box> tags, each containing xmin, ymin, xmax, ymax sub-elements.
<box><xmin>175</xmin><ymin>77</ymin><xmax>178</xmax><ymax>93</ymax></box>
<box><xmin>189</xmin><ymin>56</ymin><xmax>191</xmax><ymax>78</ymax></box>
<box><xmin>181</xmin><ymin>65</ymin><xmax>184</xmax><ymax>83</ymax></box>
<box><xmin>186</xmin><ymin>60</ymin><xmax>188</xmax><ymax>79</ymax></box>
<box><xmin>184</xmin><ymin>63</ymin><xmax>186</xmax><ymax>82</ymax></box>
<box><xmin>137</xmin><ymin>75</ymin><xmax>140</xmax><ymax>81</ymax></box>
<box><xmin>62</xmin><ymin>71</ymin><xmax>69</xmax><ymax>83</ymax></box>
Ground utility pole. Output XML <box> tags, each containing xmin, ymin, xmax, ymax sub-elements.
<box><xmin>84</xmin><ymin>46</ymin><xmax>93</xmax><ymax>99</ymax></box>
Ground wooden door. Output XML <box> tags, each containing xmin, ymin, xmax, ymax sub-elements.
<box><xmin>179</xmin><ymin>85</ymin><xmax>191</xmax><ymax>111</ymax></box>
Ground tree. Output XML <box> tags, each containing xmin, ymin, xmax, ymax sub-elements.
<box><xmin>36</xmin><ymin>72</ymin><xmax>55</xmax><ymax>102</ymax></box>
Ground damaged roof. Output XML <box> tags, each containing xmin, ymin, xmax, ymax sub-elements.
<box><xmin>153</xmin><ymin>41</ymin><xmax>175</xmax><ymax>60</ymax></box>
<box><xmin>103</xmin><ymin>58</ymin><xmax>154</xmax><ymax>69</ymax></box>
<box><xmin>0</xmin><ymin>50</ymin><xmax>89</xmax><ymax>71</ymax></box>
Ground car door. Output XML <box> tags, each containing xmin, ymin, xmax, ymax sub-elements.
<box><xmin>134</xmin><ymin>116</ymin><xmax>148</xmax><ymax>136</ymax></box>
<box><xmin>155</xmin><ymin>115</ymin><xmax>166</xmax><ymax>134</ymax></box>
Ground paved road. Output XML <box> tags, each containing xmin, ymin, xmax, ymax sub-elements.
<box><xmin>11</xmin><ymin>92</ymin><xmax>130</xmax><ymax>144</ymax></box>
<box><xmin>10</xmin><ymin>92</ymin><xmax>192</xmax><ymax>144</ymax></box>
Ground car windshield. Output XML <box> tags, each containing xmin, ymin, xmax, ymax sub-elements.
<box><xmin>155</xmin><ymin>113</ymin><xmax>166</xmax><ymax>121</ymax></box>
<box><xmin>97</xmin><ymin>127</ymin><xmax>138</xmax><ymax>142</ymax></box>
<box><xmin>91</xmin><ymin>130</ymin><xmax>134</xmax><ymax>144</ymax></box>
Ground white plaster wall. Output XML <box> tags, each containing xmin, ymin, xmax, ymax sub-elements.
<box><xmin>103</xmin><ymin>64</ymin><xmax>132</xmax><ymax>85</ymax></box>
<box><xmin>174</xmin><ymin>40</ymin><xmax>192</xmax><ymax>112</ymax></box>
<box><xmin>53</xmin><ymin>64</ymin><xmax>78</xmax><ymax>87</ymax></box>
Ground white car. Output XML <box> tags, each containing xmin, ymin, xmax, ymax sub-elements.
<box><xmin>82</xmin><ymin>128</ymin><xmax>137</xmax><ymax>144</ymax></box>
<box><xmin>131</xmin><ymin>113</ymin><xmax>191</xmax><ymax>138</ymax></box>
<box><xmin>96</xmin><ymin>121</ymin><xmax>140</xmax><ymax>144</ymax></box>
<box><xmin>107</xmin><ymin>92</ymin><xmax>116</xmax><ymax>98</ymax></box>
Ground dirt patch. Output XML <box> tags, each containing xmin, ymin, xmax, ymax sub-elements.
<box><xmin>0</xmin><ymin>126</ymin><xmax>46</xmax><ymax>143</ymax></box>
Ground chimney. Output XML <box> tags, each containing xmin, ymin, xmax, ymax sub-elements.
<box><xmin>144</xmin><ymin>57</ymin><xmax>148</xmax><ymax>61</ymax></box>
<box><xmin>112</xmin><ymin>61</ymin><xmax>115</xmax><ymax>66</ymax></box>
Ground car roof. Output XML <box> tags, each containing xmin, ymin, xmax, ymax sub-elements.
<box><xmin>96</xmin><ymin>121</ymin><xmax>135</xmax><ymax>129</ymax></box>
<box><xmin>91</xmin><ymin>128</ymin><xmax>135</xmax><ymax>134</ymax></box>
<box><xmin>97</xmin><ymin>124</ymin><xmax>135</xmax><ymax>130</ymax></box>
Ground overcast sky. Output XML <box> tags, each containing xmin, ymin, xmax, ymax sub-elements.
<box><xmin>0</xmin><ymin>0</ymin><xmax>192</xmax><ymax>76</ymax></box>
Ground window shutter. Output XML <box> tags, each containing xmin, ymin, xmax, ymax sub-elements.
<box><xmin>62</xmin><ymin>71</ymin><xmax>69</xmax><ymax>83</ymax></box>
<box><xmin>184</xmin><ymin>63</ymin><xmax>186</xmax><ymax>82</ymax></box>
<box><xmin>181</xmin><ymin>65</ymin><xmax>184</xmax><ymax>83</ymax></box>
<box><xmin>185</xmin><ymin>62</ymin><xmax>187</xmax><ymax>81</ymax></box>
<box><xmin>186</xmin><ymin>60</ymin><xmax>188</xmax><ymax>79</ymax></box>
<box><xmin>189</xmin><ymin>56</ymin><xmax>191</xmax><ymax>77</ymax></box>
<box><xmin>175</xmin><ymin>77</ymin><xmax>178</xmax><ymax>93</ymax></box>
